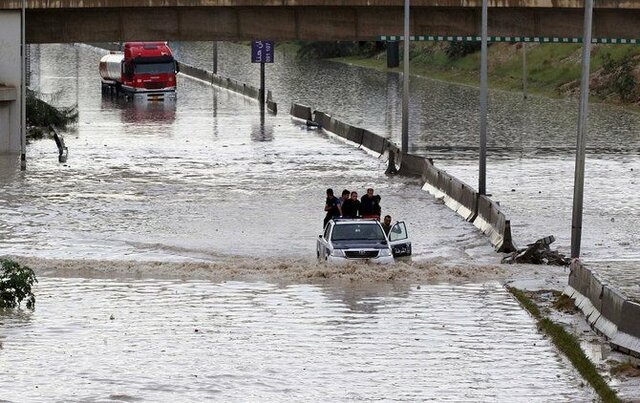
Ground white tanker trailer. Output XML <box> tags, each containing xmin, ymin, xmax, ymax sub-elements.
<box><xmin>99</xmin><ymin>42</ymin><xmax>178</xmax><ymax>101</ymax></box>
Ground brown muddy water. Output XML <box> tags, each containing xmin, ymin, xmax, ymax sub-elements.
<box><xmin>1</xmin><ymin>274</ymin><xmax>593</xmax><ymax>402</ymax></box>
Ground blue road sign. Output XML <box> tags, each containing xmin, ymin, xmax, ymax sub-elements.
<box><xmin>251</xmin><ymin>41</ymin><xmax>274</xmax><ymax>63</ymax></box>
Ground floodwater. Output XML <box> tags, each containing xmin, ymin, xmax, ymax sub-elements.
<box><xmin>2</xmin><ymin>43</ymin><xmax>495</xmax><ymax>262</ymax></box>
<box><xmin>0</xmin><ymin>277</ymin><xmax>593</xmax><ymax>402</ymax></box>
<box><xmin>173</xmin><ymin>41</ymin><xmax>640</xmax><ymax>261</ymax></box>
<box><xmin>0</xmin><ymin>42</ymin><xmax>635</xmax><ymax>400</ymax></box>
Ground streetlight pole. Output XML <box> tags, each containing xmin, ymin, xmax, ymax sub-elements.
<box><xmin>212</xmin><ymin>41</ymin><xmax>218</xmax><ymax>75</ymax></box>
<box><xmin>571</xmin><ymin>0</ymin><xmax>594</xmax><ymax>259</ymax></box>
<box><xmin>522</xmin><ymin>43</ymin><xmax>528</xmax><ymax>99</ymax></box>
<box><xmin>479</xmin><ymin>0</ymin><xmax>488</xmax><ymax>195</ymax></box>
<box><xmin>401</xmin><ymin>0</ymin><xmax>410</xmax><ymax>154</ymax></box>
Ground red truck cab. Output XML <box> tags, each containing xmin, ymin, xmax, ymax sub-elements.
<box><xmin>100</xmin><ymin>42</ymin><xmax>178</xmax><ymax>101</ymax></box>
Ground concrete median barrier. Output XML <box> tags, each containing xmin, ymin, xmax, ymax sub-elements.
<box><xmin>293</xmin><ymin>106</ymin><xmax>516</xmax><ymax>254</ymax></box>
<box><xmin>566</xmin><ymin>260</ymin><xmax>640</xmax><ymax>356</ymax></box>
<box><xmin>290</xmin><ymin>103</ymin><xmax>313</xmax><ymax>121</ymax></box>
<box><xmin>473</xmin><ymin>195</ymin><xmax>516</xmax><ymax>252</ymax></box>
<box><xmin>178</xmin><ymin>61</ymin><xmax>277</xmax><ymax>114</ymax></box>
<box><xmin>361</xmin><ymin>130</ymin><xmax>387</xmax><ymax>154</ymax></box>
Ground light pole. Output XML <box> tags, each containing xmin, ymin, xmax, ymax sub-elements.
<box><xmin>522</xmin><ymin>43</ymin><xmax>528</xmax><ymax>99</ymax></box>
<box><xmin>571</xmin><ymin>0</ymin><xmax>594</xmax><ymax>259</ymax></box>
<box><xmin>479</xmin><ymin>0</ymin><xmax>488</xmax><ymax>195</ymax></box>
<box><xmin>401</xmin><ymin>0</ymin><xmax>410</xmax><ymax>154</ymax></box>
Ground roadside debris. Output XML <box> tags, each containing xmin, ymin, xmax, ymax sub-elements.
<box><xmin>501</xmin><ymin>235</ymin><xmax>570</xmax><ymax>265</ymax></box>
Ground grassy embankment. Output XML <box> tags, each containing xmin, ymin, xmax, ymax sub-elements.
<box><xmin>330</xmin><ymin>42</ymin><xmax>640</xmax><ymax>109</ymax></box>
<box><xmin>507</xmin><ymin>287</ymin><xmax>621</xmax><ymax>403</ymax></box>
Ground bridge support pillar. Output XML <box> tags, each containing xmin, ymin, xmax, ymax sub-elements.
<box><xmin>0</xmin><ymin>10</ymin><xmax>22</xmax><ymax>156</ymax></box>
<box><xmin>386</xmin><ymin>41</ymin><xmax>399</xmax><ymax>68</ymax></box>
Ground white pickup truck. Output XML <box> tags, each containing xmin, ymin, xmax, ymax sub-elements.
<box><xmin>316</xmin><ymin>218</ymin><xmax>411</xmax><ymax>264</ymax></box>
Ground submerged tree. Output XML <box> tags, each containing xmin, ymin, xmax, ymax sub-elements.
<box><xmin>0</xmin><ymin>259</ymin><xmax>37</xmax><ymax>310</ymax></box>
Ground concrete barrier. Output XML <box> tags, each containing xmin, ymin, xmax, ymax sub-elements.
<box><xmin>178</xmin><ymin>61</ymin><xmax>277</xmax><ymax>114</ymax></box>
<box><xmin>397</xmin><ymin>153</ymin><xmax>429</xmax><ymax>177</ymax></box>
<box><xmin>566</xmin><ymin>260</ymin><xmax>640</xmax><ymax>357</ymax></box>
<box><xmin>361</xmin><ymin>130</ymin><xmax>387</xmax><ymax>154</ymax></box>
<box><xmin>267</xmin><ymin>91</ymin><xmax>277</xmax><ymax>115</ymax></box>
<box><xmin>293</xmin><ymin>105</ymin><xmax>517</xmax><ymax>253</ymax></box>
<box><xmin>290</xmin><ymin>103</ymin><xmax>313</xmax><ymax>121</ymax></box>
<box><xmin>473</xmin><ymin>195</ymin><xmax>516</xmax><ymax>252</ymax></box>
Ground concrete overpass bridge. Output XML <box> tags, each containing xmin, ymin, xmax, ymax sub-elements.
<box><xmin>0</xmin><ymin>1</ymin><xmax>639</xmax><ymax>43</ymax></box>
<box><xmin>1</xmin><ymin>1</ymin><xmax>640</xmax><ymax>156</ymax></box>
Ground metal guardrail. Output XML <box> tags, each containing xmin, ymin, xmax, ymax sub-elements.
<box><xmin>378</xmin><ymin>35</ymin><xmax>640</xmax><ymax>44</ymax></box>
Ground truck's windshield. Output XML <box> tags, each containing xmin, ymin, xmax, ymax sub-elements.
<box><xmin>134</xmin><ymin>62</ymin><xmax>175</xmax><ymax>74</ymax></box>
<box><xmin>332</xmin><ymin>224</ymin><xmax>385</xmax><ymax>241</ymax></box>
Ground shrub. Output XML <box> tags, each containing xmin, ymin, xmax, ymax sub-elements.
<box><xmin>26</xmin><ymin>89</ymin><xmax>78</xmax><ymax>130</ymax></box>
<box><xmin>0</xmin><ymin>259</ymin><xmax>38</xmax><ymax>310</ymax></box>
<box><xmin>445</xmin><ymin>42</ymin><xmax>482</xmax><ymax>60</ymax></box>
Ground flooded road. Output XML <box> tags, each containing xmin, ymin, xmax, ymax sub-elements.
<box><xmin>1</xmin><ymin>43</ymin><xmax>495</xmax><ymax>262</ymax></box>
<box><xmin>0</xmin><ymin>42</ymin><xmax>634</xmax><ymax>400</ymax></box>
<box><xmin>0</xmin><ymin>277</ymin><xmax>593</xmax><ymax>402</ymax></box>
<box><xmin>173</xmin><ymin>41</ymin><xmax>640</xmax><ymax>262</ymax></box>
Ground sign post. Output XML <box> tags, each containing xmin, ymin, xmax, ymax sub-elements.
<box><xmin>251</xmin><ymin>41</ymin><xmax>274</xmax><ymax>106</ymax></box>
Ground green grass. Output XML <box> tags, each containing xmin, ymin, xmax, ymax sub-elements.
<box><xmin>507</xmin><ymin>287</ymin><xmax>620</xmax><ymax>403</ymax></box>
<box><xmin>329</xmin><ymin>42</ymin><xmax>640</xmax><ymax>107</ymax></box>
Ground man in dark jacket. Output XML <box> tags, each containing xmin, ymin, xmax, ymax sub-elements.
<box><xmin>324</xmin><ymin>188</ymin><xmax>342</xmax><ymax>228</ymax></box>
<box><xmin>341</xmin><ymin>191</ymin><xmax>361</xmax><ymax>218</ymax></box>
<box><xmin>360</xmin><ymin>188</ymin><xmax>381</xmax><ymax>220</ymax></box>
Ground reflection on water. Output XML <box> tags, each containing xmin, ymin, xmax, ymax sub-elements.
<box><xmin>251</xmin><ymin>108</ymin><xmax>274</xmax><ymax>142</ymax></box>
<box><xmin>0</xmin><ymin>277</ymin><xmax>593</xmax><ymax>402</ymax></box>
<box><xmin>109</xmin><ymin>97</ymin><xmax>177</xmax><ymax>125</ymax></box>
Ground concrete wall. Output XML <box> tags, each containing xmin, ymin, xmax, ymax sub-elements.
<box><xmin>566</xmin><ymin>261</ymin><xmax>640</xmax><ymax>356</ymax></box>
<box><xmin>0</xmin><ymin>11</ymin><xmax>21</xmax><ymax>154</ymax></box>
<box><xmin>292</xmin><ymin>103</ymin><xmax>516</xmax><ymax>253</ymax></box>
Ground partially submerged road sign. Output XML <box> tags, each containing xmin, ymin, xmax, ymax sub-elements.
<box><xmin>251</xmin><ymin>41</ymin><xmax>274</xmax><ymax>63</ymax></box>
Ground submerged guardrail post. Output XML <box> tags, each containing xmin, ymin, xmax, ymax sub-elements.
<box><xmin>571</xmin><ymin>0</ymin><xmax>594</xmax><ymax>259</ymax></box>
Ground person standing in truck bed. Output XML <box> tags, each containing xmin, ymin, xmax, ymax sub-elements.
<box><xmin>360</xmin><ymin>188</ymin><xmax>381</xmax><ymax>220</ymax></box>
<box><xmin>324</xmin><ymin>188</ymin><xmax>342</xmax><ymax>228</ymax></box>
<box><xmin>341</xmin><ymin>191</ymin><xmax>361</xmax><ymax>218</ymax></box>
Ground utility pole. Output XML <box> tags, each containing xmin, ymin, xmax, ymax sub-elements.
<box><xmin>479</xmin><ymin>0</ymin><xmax>488</xmax><ymax>195</ymax></box>
<box><xmin>571</xmin><ymin>0</ymin><xmax>594</xmax><ymax>259</ymax></box>
<box><xmin>401</xmin><ymin>0</ymin><xmax>410</xmax><ymax>154</ymax></box>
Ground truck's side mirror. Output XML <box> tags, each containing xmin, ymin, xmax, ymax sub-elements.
<box><xmin>174</xmin><ymin>61</ymin><xmax>180</xmax><ymax>74</ymax></box>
